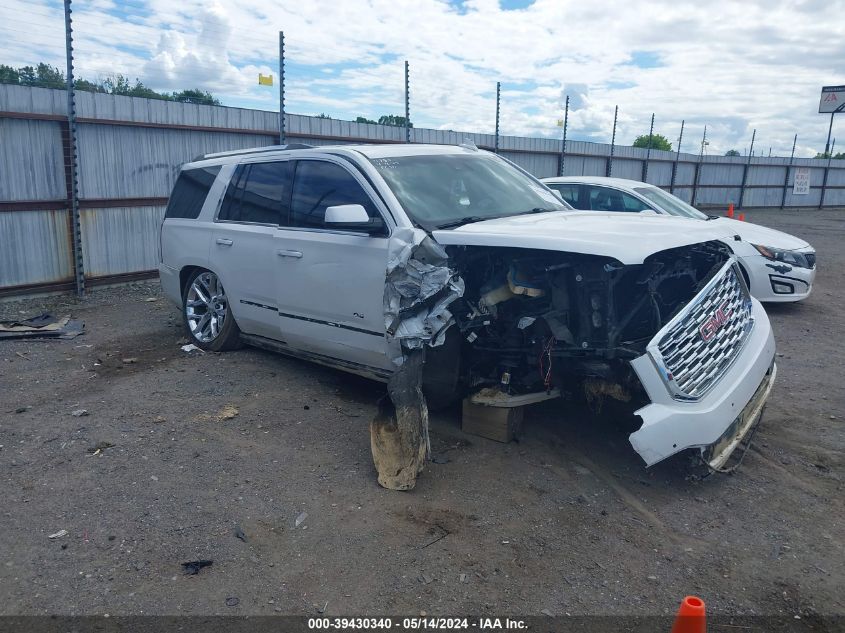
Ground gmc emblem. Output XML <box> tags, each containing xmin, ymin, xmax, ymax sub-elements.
<box><xmin>699</xmin><ymin>301</ymin><xmax>733</xmax><ymax>342</ymax></box>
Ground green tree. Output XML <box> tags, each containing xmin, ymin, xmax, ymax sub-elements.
<box><xmin>815</xmin><ymin>151</ymin><xmax>845</xmax><ymax>159</ymax></box>
<box><xmin>355</xmin><ymin>116</ymin><xmax>377</xmax><ymax>124</ymax></box>
<box><xmin>315</xmin><ymin>113</ymin><xmax>331</xmax><ymax>119</ymax></box>
<box><xmin>0</xmin><ymin>64</ymin><xmax>20</xmax><ymax>84</ymax></box>
<box><xmin>632</xmin><ymin>133</ymin><xmax>671</xmax><ymax>151</ymax></box>
<box><xmin>33</xmin><ymin>63</ymin><xmax>66</xmax><ymax>89</ymax></box>
<box><xmin>725</xmin><ymin>149</ymin><xmax>740</xmax><ymax>156</ymax></box>
<box><xmin>75</xmin><ymin>78</ymin><xmax>106</xmax><ymax>93</ymax></box>
<box><xmin>378</xmin><ymin>114</ymin><xmax>412</xmax><ymax>127</ymax></box>
<box><xmin>172</xmin><ymin>89</ymin><xmax>220</xmax><ymax>105</ymax></box>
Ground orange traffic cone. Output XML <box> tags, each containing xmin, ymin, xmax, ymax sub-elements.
<box><xmin>670</xmin><ymin>596</ymin><xmax>706</xmax><ymax>633</ymax></box>
<box><xmin>738</xmin><ymin>213</ymin><xmax>745</xmax><ymax>222</ymax></box>
<box><xmin>727</xmin><ymin>203</ymin><xmax>735</xmax><ymax>218</ymax></box>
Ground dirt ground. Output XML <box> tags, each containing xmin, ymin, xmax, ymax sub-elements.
<box><xmin>0</xmin><ymin>208</ymin><xmax>842</xmax><ymax>619</ymax></box>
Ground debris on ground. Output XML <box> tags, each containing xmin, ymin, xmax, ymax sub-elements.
<box><xmin>295</xmin><ymin>512</ymin><xmax>308</xmax><ymax>528</ymax></box>
<box><xmin>0</xmin><ymin>313</ymin><xmax>85</xmax><ymax>340</ymax></box>
<box><xmin>87</xmin><ymin>441</ymin><xmax>114</xmax><ymax>455</ymax></box>
<box><xmin>234</xmin><ymin>526</ymin><xmax>248</xmax><ymax>542</ymax></box>
<box><xmin>180</xmin><ymin>344</ymin><xmax>204</xmax><ymax>353</ymax></box>
<box><xmin>71</xmin><ymin>409</ymin><xmax>89</xmax><ymax>417</ymax></box>
<box><xmin>182</xmin><ymin>560</ymin><xmax>213</xmax><ymax>575</ymax></box>
<box><xmin>153</xmin><ymin>416</ymin><xmax>166</xmax><ymax>424</ymax></box>
<box><xmin>121</xmin><ymin>357</ymin><xmax>138</xmax><ymax>364</ymax></box>
<box><xmin>225</xmin><ymin>596</ymin><xmax>240</xmax><ymax>607</ymax></box>
<box><xmin>218</xmin><ymin>405</ymin><xmax>238</xmax><ymax>421</ymax></box>
<box><xmin>14</xmin><ymin>406</ymin><xmax>30</xmax><ymax>414</ymax></box>
<box><xmin>144</xmin><ymin>298</ymin><xmax>157</xmax><ymax>302</ymax></box>
<box><xmin>48</xmin><ymin>529</ymin><xmax>68</xmax><ymax>539</ymax></box>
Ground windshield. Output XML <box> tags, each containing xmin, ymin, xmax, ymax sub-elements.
<box><xmin>633</xmin><ymin>187</ymin><xmax>708</xmax><ymax>220</ymax></box>
<box><xmin>368</xmin><ymin>152</ymin><xmax>569</xmax><ymax>230</ymax></box>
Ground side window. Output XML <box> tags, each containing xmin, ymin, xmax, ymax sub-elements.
<box><xmin>548</xmin><ymin>184</ymin><xmax>580</xmax><ymax>207</ymax></box>
<box><xmin>165</xmin><ymin>165</ymin><xmax>221</xmax><ymax>219</ymax></box>
<box><xmin>587</xmin><ymin>186</ymin><xmax>626</xmax><ymax>212</ymax></box>
<box><xmin>620</xmin><ymin>191</ymin><xmax>653</xmax><ymax>212</ymax></box>
<box><xmin>290</xmin><ymin>160</ymin><xmax>379</xmax><ymax>229</ymax></box>
<box><xmin>218</xmin><ymin>161</ymin><xmax>290</xmax><ymax>224</ymax></box>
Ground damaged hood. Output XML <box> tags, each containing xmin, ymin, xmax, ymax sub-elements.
<box><xmin>432</xmin><ymin>211</ymin><xmax>740</xmax><ymax>265</ymax></box>
<box><xmin>708</xmin><ymin>217</ymin><xmax>811</xmax><ymax>251</ymax></box>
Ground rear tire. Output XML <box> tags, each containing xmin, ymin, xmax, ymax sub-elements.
<box><xmin>182</xmin><ymin>269</ymin><xmax>242</xmax><ymax>351</ymax></box>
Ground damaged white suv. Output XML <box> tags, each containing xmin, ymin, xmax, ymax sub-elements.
<box><xmin>159</xmin><ymin>143</ymin><xmax>776</xmax><ymax>471</ymax></box>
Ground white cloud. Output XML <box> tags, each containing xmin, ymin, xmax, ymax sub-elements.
<box><xmin>1</xmin><ymin>0</ymin><xmax>844</xmax><ymax>156</ymax></box>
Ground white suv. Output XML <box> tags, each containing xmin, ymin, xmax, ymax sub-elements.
<box><xmin>160</xmin><ymin>143</ymin><xmax>776</xmax><ymax>470</ymax></box>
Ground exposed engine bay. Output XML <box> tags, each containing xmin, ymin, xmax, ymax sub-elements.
<box><xmin>425</xmin><ymin>240</ymin><xmax>733</xmax><ymax>407</ymax></box>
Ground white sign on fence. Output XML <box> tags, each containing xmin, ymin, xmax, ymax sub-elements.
<box><xmin>819</xmin><ymin>85</ymin><xmax>845</xmax><ymax>113</ymax></box>
<box><xmin>793</xmin><ymin>167</ymin><xmax>811</xmax><ymax>195</ymax></box>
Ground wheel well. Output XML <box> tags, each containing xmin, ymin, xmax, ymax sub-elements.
<box><xmin>179</xmin><ymin>265</ymin><xmax>206</xmax><ymax>298</ymax></box>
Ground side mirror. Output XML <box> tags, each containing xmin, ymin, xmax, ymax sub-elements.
<box><xmin>324</xmin><ymin>204</ymin><xmax>385</xmax><ymax>234</ymax></box>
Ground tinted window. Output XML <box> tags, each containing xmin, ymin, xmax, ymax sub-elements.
<box><xmin>585</xmin><ymin>186</ymin><xmax>651</xmax><ymax>212</ymax></box>
<box><xmin>290</xmin><ymin>160</ymin><xmax>379</xmax><ymax>229</ymax></box>
<box><xmin>548</xmin><ymin>184</ymin><xmax>581</xmax><ymax>207</ymax></box>
<box><xmin>165</xmin><ymin>166</ymin><xmax>221</xmax><ymax>219</ymax></box>
<box><xmin>219</xmin><ymin>161</ymin><xmax>290</xmax><ymax>224</ymax></box>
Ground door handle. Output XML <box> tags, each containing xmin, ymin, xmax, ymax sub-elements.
<box><xmin>276</xmin><ymin>249</ymin><xmax>303</xmax><ymax>259</ymax></box>
<box><xmin>216</xmin><ymin>238</ymin><xmax>233</xmax><ymax>246</ymax></box>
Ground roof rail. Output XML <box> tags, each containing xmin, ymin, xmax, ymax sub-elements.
<box><xmin>196</xmin><ymin>143</ymin><xmax>314</xmax><ymax>161</ymax></box>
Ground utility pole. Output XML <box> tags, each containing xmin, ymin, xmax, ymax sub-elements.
<box><xmin>606</xmin><ymin>105</ymin><xmax>618</xmax><ymax>177</ymax></box>
<box><xmin>494</xmin><ymin>81</ymin><xmax>500</xmax><ymax>154</ymax></box>
<box><xmin>404</xmin><ymin>60</ymin><xmax>410</xmax><ymax>144</ymax></box>
<box><xmin>642</xmin><ymin>112</ymin><xmax>655</xmax><ymax>182</ymax></box>
<box><xmin>558</xmin><ymin>94</ymin><xmax>569</xmax><ymax>177</ymax></box>
<box><xmin>780</xmin><ymin>134</ymin><xmax>797</xmax><ymax>209</ymax></box>
<box><xmin>692</xmin><ymin>125</ymin><xmax>707</xmax><ymax>206</ymax></box>
<box><xmin>824</xmin><ymin>112</ymin><xmax>834</xmax><ymax>156</ymax></box>
<box><xmin>670</xmin><ymin>120</ymin><xmax>684</xmax><ymax>194</ymax></box>
<box><xmin>739</xmin><ymin>129</ymin><xmax>756</xmax><ymax>208</ymax></box>
<box><xmin>278</xmin><ymin>31</ymin><xmax>285</xmax><ymax>145</ymax></box>
<box><xmin>63</xmin><ymin>0</ymin><xmax>84</xmax><ymax>297</ymax></box>
<box><xmin>820</xmin><ymin>138</ymin><xmax>835</xmax><ymax>209</ymax></box>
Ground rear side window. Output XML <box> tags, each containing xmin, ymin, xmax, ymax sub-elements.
<box><xmin>165</xmin><ymin>165</ymin><xmax>221</xmax><ymax>219</ymax></box>
<box><xmin>290</xmin><ymin>160</ymin><xmax>379</xmax><ymax>229</ymax></box>
<box><xmin>219</xmin><ymin>161</ymin><xmax>290</xmax><ymax>224</ymax></box>
<box><xmin>548</xmin><ymin>184</ymin><xmax>580</xmax><ymax>207</ymax></box>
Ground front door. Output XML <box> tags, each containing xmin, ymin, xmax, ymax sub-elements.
<box><xmin>273</xmin><ymin>158</ymin><xmax>393</xmax><ymax>372</ymax></box>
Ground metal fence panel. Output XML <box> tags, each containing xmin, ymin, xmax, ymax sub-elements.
<box><xmin>0</xmin><ymin>119</ymin><xmax>66</xmax><ymax>201</ymax></box>
<box><xmin>0</xmin><ymin>209</ymin><xmax>72</xmax><ymax>287</ymax></box>
<box><xmin>80</xmin><ymin>206</ymin><xmax>165</xmax><ymax>276</ymax></box>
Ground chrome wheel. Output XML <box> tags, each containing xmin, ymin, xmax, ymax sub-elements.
<box><xmin>186</xmin><ymin>272</ymin><xmax>228</xmax><ymax>343</ymax></box>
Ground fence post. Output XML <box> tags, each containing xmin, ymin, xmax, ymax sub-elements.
<box><xmin>63</xmin><ymin>0</ymin><xmax>84</xmax><ymax>297</ymax></box>
<box><xmin>404</xmin><ymin>60</ymin><xmax>410</xmax><ymax>143</ymax></box>
<box><xmin>819</xmin><ymin>138</ymin><xmax>835</xmax><ymax>209</ymax></box>
<box><xmin>670</xmin><ymin>120</ymin><xmax>684</xmax><ymax>194</ymax></box>
<box><xmin>494</xmin><ymin>81</ymin><xmax>500</xmax><ymax>154</ymax></box>
<box><xmin>692</xmin><ymin>125</ymin><xmax>707</xmax><ymax>206</ymax></box>
<box><xmin>780</xmin><ymin>134</ymin><xmax>796</xmax><ymax>209</ymax></box>
<box><xmin>606</xmin><ymin>105</ymin><xmax>618</xmax><ymax>177</ymax></box>
<box><xmin>739</xmin><ymin>129</ymin><xmax>756</xmax><ymax>209</ymax></box>
<box><xmin>558</xmin><ymin>95</ymin><xmax>569</xmax><ymax>176</ymax></box>
<box><xmin>642</xmin><ymin>112</ymin><xmax>655</xmax><ymax>182</ymax></box>
<box><xmin>278</xmin><ymin>31</ymin><xmax>285</xmax><ymax>145</ymax></box>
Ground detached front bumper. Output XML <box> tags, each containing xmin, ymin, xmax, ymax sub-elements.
<box><xmin>628</xmin><ymin>297</ymin><xmax>776</xmax><ymax>467</ymax></box>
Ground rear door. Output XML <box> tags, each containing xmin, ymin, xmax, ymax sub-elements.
<box><xmin>546</xmin><ymin>183</ymin><xmax>585</xmax><ymax>209</ymax></box>
<box><xmin>210</xmin><ymin>160</ymin><xmax>291</xmax><ymax>340</ymax></box>
<box><xmin>273</xmin><ymin>158</ymin><xmax>393</xmax><ymax>371</ymax></box>
<box><xmin>584</xmin><ymin>185</ymin><xmax>653</xmax><ymax>212</ymax></box>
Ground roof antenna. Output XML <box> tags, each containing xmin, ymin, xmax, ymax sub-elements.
<box><xmin>460</xmin><ymin>137</ymin><xmax>478</xmax><ymax>151</ymax></box>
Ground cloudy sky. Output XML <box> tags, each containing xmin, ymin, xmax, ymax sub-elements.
<box><xmin>2</xmin><ymin>0</ymin><xmax>844</xmax><ymax>156</ymax></box>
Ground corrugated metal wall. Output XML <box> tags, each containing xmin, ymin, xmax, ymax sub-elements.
<box><xmin>1</xmin><ymin>83</ymin><xmax>843</xmax><ymax>295</ymax></box>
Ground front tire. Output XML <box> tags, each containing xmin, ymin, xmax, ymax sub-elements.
<box><xmin>182</xmin><ymin>269</ymin><xmax>242</xmax><ymax>351</ymax></box>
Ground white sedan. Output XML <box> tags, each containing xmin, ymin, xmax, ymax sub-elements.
<box><xmin>542</xmin><ymin>176</ymin><xmax>816</xmax><ymax>303</ymax></box>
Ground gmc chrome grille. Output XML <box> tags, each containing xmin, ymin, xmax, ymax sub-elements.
<box><xmin>650</xmin><ymin>261</ymin><xmax>754</xmax><ymax>401</ymax></box>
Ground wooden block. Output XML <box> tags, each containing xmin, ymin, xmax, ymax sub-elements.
<box><xmin>461</xmin><ymin>398</ymin><xmax>524</xmax><ymax>443</ymax></box>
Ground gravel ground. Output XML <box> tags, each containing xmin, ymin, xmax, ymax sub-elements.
<box><xmin>0</xmin><ymin>208</ymin><xmax>842</xmax><ymax>618</ymax></box>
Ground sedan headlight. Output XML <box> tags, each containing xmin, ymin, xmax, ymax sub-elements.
<box><xmin>752</xmin><ymin>244</ymin><xmax>814</xmax><ymax>269</ymax></box>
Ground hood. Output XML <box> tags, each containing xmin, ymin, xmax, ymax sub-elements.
<box><xmin>432</xmin><ymin>211</ymin><xmax>740</xmax><ymax>265</ymax></box>
<box><xmin>710</xmin><ymin>217</ymin><xmax>810</xmax><ymax>250</ymax></box>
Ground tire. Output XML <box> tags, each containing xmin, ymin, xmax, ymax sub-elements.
<box><xmin>182</xmin><ymin>269</ymin><xmax>242</xmax><ymax>351</ymax></box>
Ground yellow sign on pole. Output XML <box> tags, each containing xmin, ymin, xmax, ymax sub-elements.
<box><xmin>258</xmin><ymin>73</ymin><xmax>274</xmax><ymax>86</ymax></box>
<box><xmin>556</xmin><ymin>118</ymin><xmax>564</xmax><ymax>127</ymax></box>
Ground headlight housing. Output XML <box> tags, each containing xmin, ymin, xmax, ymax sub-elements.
<box><xmin>752</xmin><ymin>244</ymin><xmax>814</xmax><ymax>269</ymax></box>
